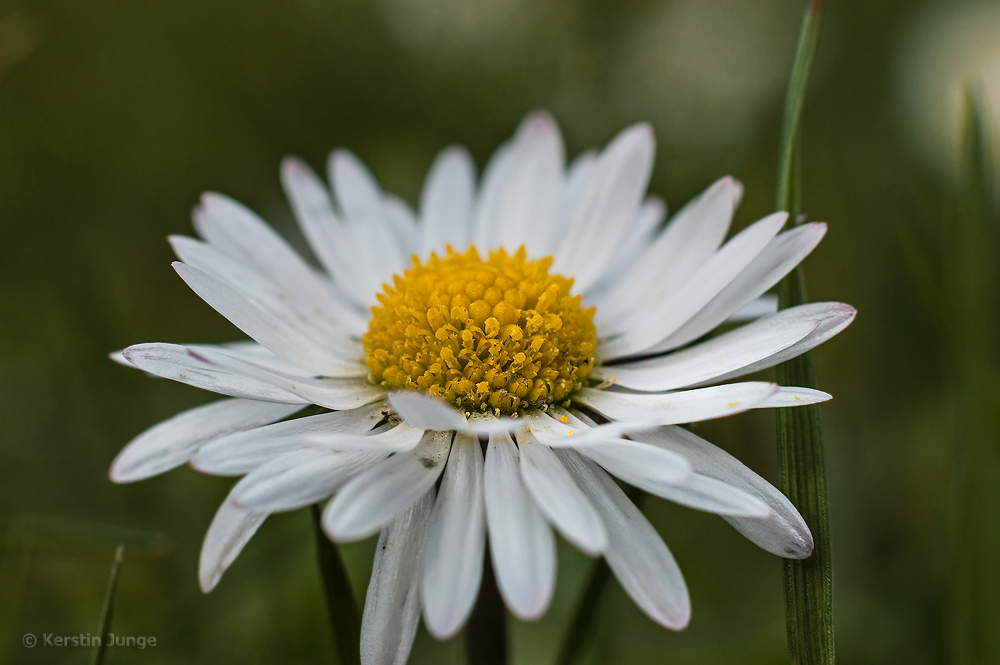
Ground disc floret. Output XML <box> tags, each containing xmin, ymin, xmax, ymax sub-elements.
<box><xmin>363</xmin><ymin>246</ymin><xmax>597</xmax><ymax>415</ymax></box>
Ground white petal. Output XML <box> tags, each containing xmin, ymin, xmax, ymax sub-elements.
<box><xmin>559</xmin><ymin>399</ymin><xmax>765</xmax><ymax>523</ymax></box>
<box><xmin>329</xmin><ymin>150</ymin><xmax>409</xmax><ymax>270</ymax></box>
<box><xmin>123</xmin><ymin>343</ymin><xmax>386</xmax><ymax>410</ymax></box>
<box><xmin>323</xmin><ymin>431</ymin><xmax>451</xmax><ymax>541</ymax></box>
<box><xmin>724</xmin><ymin>294</ymin><xmax>779</xmax><ymax>323</ymax></box>
<box><xmin>557</xmin><ymin>450</ymin><xmax>691</xmax><ymax>630</ymax></box>
<box><xmin>572</xmin><ymin>438</ymin><xmax>692</xmax><ymax>488</ymax></box>
<box><xmin>280</xmin><ymin>157</ymin><xmax>372</xmax><ymax>307</ymax></box>
<box><xmin>123</xmin><ymin>343</ymin><xmax>306</xmax><ymax>403</ymax></box>
<box><xmin>485</xmin><ymin>431</ymin><xmax>556</xmax><ymax>620</ymax></box>
<box><xmin>170</xmin><ymin>236</ymin><xmax>364</xmax><ymax>348</ymax></box>
<box><xmin>593</xmin><ymin>313</ymin><xmax>820</xmax><ymax>392</ymax></box>
<box><xmin>194</xmin><ymin>192</ymin><xmax>365</xmax><ymax>331</ymax></box>
<box><xmin>308</xmin><ymin>421</ymin><xmax>427</xmax><ymax>453</ymax></box>
<box><xmin>472</xmin><ymin>141</ymin><xmax>515</xmax><ymax>251</ymax></box>
<box><xmin>361</xmin><ymin>490</ymin><xmax>435</xmax><ymax>665</ymax></box>
<box><xmin>173</xmin><ymin>262</ymin><xmax>366</xmax><ymax>376</ymax></box>
<box><xmin>490</xmin><ymin>112</ymin><xmax>565</xmax><ymax>256</ymax></box>
<box><xmin>111</xmin><ymin>399</ymin><xmax>301</xmax><ymax>483</ymax></box>
<box><xmin>646</xmin><ymin>472</ymin><xmax>771</xmax><ymax>517</ymax></box>
<box><xmin>193</xmin><ymin>193</ymin><xmax>300</xmax><ymax>282</ymax></box>
<box><xmin>586</xmin><ymin>196</ymin><xmax>666</xmax><ymax>298</ymax></box>
<box><xmin>553</xmin><ymin>124</ymin><xmax>655</xmax><ymax>293</ymax></box>
<box><xmin>189</xmin><ymin>346</ymin><xmax>379</xmax><ymax>410</ymax></box>
<box><xmin>547</xmin><ymin>150</ymin><xmax>597</xmax><ymax>256</ymax></box>
<box><xmin>631</xmin><ymin>426</ymin><xmax>813</xmax><ymax>558</ymax></box>
<box><xmin>329</xmin><ymin>149</ymin><xmax>384</xmax><ymax>219</ymax></box>
<box><xmin>345</xmin><ymin>217</ymin><xmax>409</xmax><ymax>305</ymax></box>
<box><xmin>569</xmin><ymin>412</ymin><xmax>767</xmax><ymax>519</ymax></box>
<box><xmin>421</xmin><ymin>146</ymin><xmax>476</xmax><ymax>255</ymax></box>
<box><xmin>651</xmin><ymin>222</ymin><xmax>828</xmax><ymax>353</ymax></box>
<box><xmin>191</xmin><ymin>401</ymin><xmax>389</xmax><ymax>475</ymax></box>
<box><xmin>384</xmin><ymin>194</ymin><xmax>421</xmax><ymax>257</ymax></box>
<box><xmin>170</xmin><ymin>234</ymin><xmax>282</xmax><ymax>307</ymax></box>
<box><xmin>731</xmin><ymin>179</ymin><xmax>745</xmax><ymax>209</ymax></box>
<box><xmin>462</xmin><ymin>413</ymin><xmax>520</xmax><ymax>435</ymax></box>
<box><xmin>517</xmin><ymin>433</ymin><xmax>608</xmax><ymax>555</ymax></box>
<box><xmin>386</xmin><ymin>391</ymin><xmax>519</xmax><ymax>435</ymax></box>
<box><xmin>613</xmin><ymin>196</ymin><xmax>666</xmax><ymax>269</ymax></box>
<box><xmin>521</xmin><ymin>409</ymin><xmax>658</xmax><ymax>446</ymax></box>
<box><xmin>708</xmin><ymin>302</ymin><xmax>857</xmax><ymax>383</ymax></box>
<box><xmin>329</xmin><ymin>149</ymin><xmax>410</xmax><ymax>298</ymax></box>
<box><xmin>388</xmin><ymin>391</ymin><xmax>468</xmax><ymax>431</ymax></box>
<box><xmin>594</xmin><ymin>176</ymin><xmax>736</xmax><ymax>327</ymax></box>
<box><xmin>758</xmin><ymin>386</ymin><xmax>831</xmax><ymax>408</ymax></box>
<box><xmin>572</xmin><ymin>382</ymin><xmax>779</xmax><ymax>425</ymax></box>
<box><xmin>231</xmin><ymin>448</ymin><xmax>386</xmax><ymax>513</ymax></box>
<box><xmin>190</xmin><ymin>341</ymin><xmax>317</xmax><ymax>378</ymax></box>
<box><xmin>109</xmin><ymin>349</ymin><xmax>134</xmax><ymax>368</ymax></box>
<box><xmin>199</xmin><ymin>496</ymin><xmax>267</xmax><ymax>592</ymax></box>
<box><xmin>523</xmin><ymin>409</ymin><xmax>690</xmax><ymax>484</ymax></box>
<box><xmin>421</xmin><ymin>433</ymin><xmax>486</xmax><ymax>639</ymax></box>
<box><xmin>600</xmin><ymin>212</ymin><xmax>788</xmax><ymax>358</ymax></box>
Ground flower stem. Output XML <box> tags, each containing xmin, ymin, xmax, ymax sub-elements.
<box><xmin>557</xmin><ymin>559</ymin><xmax>610</xmax><ymax>665</ymax></box>
<box><xmin>311</xmin><ymin>505</ymin><xmax>361</xmax><ymax>665</ymax></box>
<box><xmin>556</xmin><ymin>488</ymin><xmax>645</xmax><ymax>665</ymax></box>
<box><xmin>466</xmin><ymin>545</ymin><xmax>508</xmax><ymax>665</ymax></box>
<box><xmin>775</xmin><ymin>1</ymin><xmax>835</xmax><ymax>664</ymax></box>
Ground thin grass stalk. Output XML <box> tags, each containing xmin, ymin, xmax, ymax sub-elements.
<box><xmin>774</xmin><ymin>1</ymin><xmax>835</xmax><ymax>663</ymax></box>
<box><xmin>90</xmin><ymin>545</ymin><xmax>124</xmax><ymax>665</ymax></box>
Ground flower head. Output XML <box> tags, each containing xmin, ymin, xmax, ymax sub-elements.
<box><xmin>111</xmin><ymin>111</ymin><xmax>854</xmax><ymax>663</ymax></box>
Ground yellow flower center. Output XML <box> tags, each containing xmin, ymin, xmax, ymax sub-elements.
<box><xmin>363</xmin><ymin>246</ymin><xmax>597</xmax><ymax>416</ymax></box>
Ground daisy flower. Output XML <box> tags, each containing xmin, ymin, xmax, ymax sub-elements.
<box><xmin>110</xmin><ymin>112</ymin><xmax>854</xmax><ymax>664</ymax></box>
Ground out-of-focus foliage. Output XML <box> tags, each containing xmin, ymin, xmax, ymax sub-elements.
<box><xmin>895</xmin><ymin>1</ymin><xmax>1000</xmax><ymax>195</ymax></box>
<box><xmin>0</xmin><ymin>0</ymin><xmax>993</xmax><ymax>663</ymax></box>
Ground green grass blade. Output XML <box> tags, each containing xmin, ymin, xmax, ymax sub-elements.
<box><xmin>1</xmin><ymin>514</ymin><xmax>169</xmax><ymax>555</ymax></box>
<box><xmin>774</xmin><ymin>2</ymin><xmax>835</xmax><ymax>664</ymax></box>
<box><xmin>777</xmin><ymin>270</ymin><xmax>835</xmax><ymax>665</ymax></box>
<box><xmin>949</xmin><ymin>89</ymin><xmax>1000</xmax><ymax>665</ymax></box>
<box><xmin>90</xmin><ymin>545</ymin><xmax>124</xmax><ymax>665</ymax></box>
<box><xmin>310</xmin><ymin>505</ymin><xmax>361</xmax><ymax>665</ymax></box>
<box><xmin>777</xmin><ymin>0</ymin><xmax>823</xmax><ymax>216</ymax></box>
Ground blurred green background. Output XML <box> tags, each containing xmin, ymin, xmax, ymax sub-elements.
<box><xmin>2</xmin><ymin>0</ymin><xmax>997</xmax><ymax>663</ymax></box>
